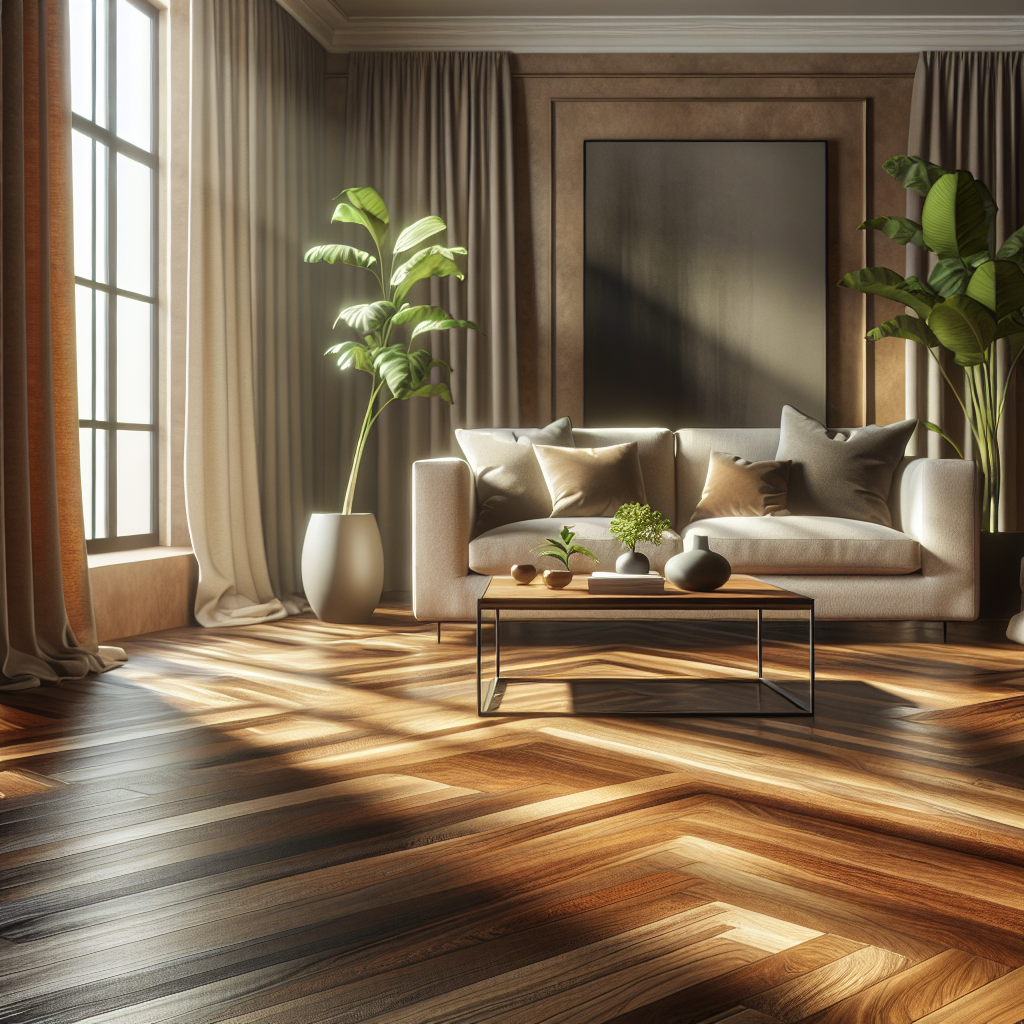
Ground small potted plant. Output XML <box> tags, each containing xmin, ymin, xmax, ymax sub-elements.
<box><xmin>536</xmin><ymin>526</ymin><xmax>596</xmax><ymax>589</ymax></box>
<box><xmin>609</xmin><ymin>503</ymin><xmax>672</xmax><ymax>575</ymax></box>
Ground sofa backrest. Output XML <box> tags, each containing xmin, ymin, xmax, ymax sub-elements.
<box><xmin>574</xmin><ymin>428</ymin><xmax>676</xmax><ymax>524</ymax></box>
<box><xmin>675</xmin><ymin>428</ymin><xmax>780</xmax><ymax>524</ymax></box>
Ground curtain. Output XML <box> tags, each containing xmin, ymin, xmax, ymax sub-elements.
<box><xmin>342</xmin><ymin>52</ymin><xmax>518</xmax><ymax>590</ymax></box>
<box><xmin>0</xmin><ymin>0</ymin><xmax>124</xmax><ymax>688</ymax></box>
<box><xmin>905</xmin><ymin>51</ymin><xmax>1023</xmax><ymax>532</ymax></box>
<box><xmin>186</xmin><ymin>0</ymin><xmax>327</xmax><ymax>625</ymax></box>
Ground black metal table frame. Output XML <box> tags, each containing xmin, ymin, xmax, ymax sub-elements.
<box><xmin>475</xmin><ymin>600</ymin><xmax>815</xmax><ymax>717</ymax></box>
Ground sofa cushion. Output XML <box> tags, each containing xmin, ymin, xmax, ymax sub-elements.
<box><xmin>535</xmin><ymin>442</ymin><xmax>647</xmax><ymax>517</ymax></box>
<box><xmin>690</xmin><ymin>451</ymin><xmax>792</xmax><ymax>522</ymax></box>
<box><xmin>776</xmin><ymin>405</ymin><xmax>915</xmax><ymax>527</ymax></box>
<box><xmin>469</xmin><ymin>517</ymin><xmax>684</xmax><ymax>575</ymax></box>
<box><xmin>682</xmin><ymin>516</ymin><xmax>921</xmax><ymax>575</ymax></box>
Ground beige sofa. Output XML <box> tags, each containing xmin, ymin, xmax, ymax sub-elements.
<box><xmin>412</xmin><ymin>426</ymin><xmax>979</xmax><ymax>623</ymax></box>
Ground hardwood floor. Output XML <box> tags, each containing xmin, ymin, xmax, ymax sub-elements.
<box><xmin>1</xmin><ymin>605</ymin><xmax>1021</xmax><ymax>1024</ymax></box>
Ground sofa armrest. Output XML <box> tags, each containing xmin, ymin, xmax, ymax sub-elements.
<box><xmin>898</xmin><ymin>457</ymin><xmax>979</xmax><ymax>617</ymax></box>
<box><xmin>412</xmin><ymin>458</ymin><xmax>489</xmax><ymax>622</ymax></box>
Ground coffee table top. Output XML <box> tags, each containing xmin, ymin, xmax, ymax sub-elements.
<box><xmin>480</xmin><ymin>573</ymin><xmax>812</xmax><ymax>611</ymax></box>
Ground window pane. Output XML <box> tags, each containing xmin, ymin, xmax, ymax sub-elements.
<box><xmin>95</xmin><ymin>0</ymin><xmax>108</xmax><ymax>129</ymax></box>
<box><xmin>70</xmin><ymin>0</ymin><xmax>93</xmax><ymax>120</ymax></box>
<box><xmin>79</xmin><ymin>427</ymin><xmax>93</xmax><ymax>538</ymax></box>
<box><xmin>75</xmin><ymin>285</ymin><xmax>93</xmax><ymax>418</ymax></box>
<box><xmin>116</xmin><ymin>430</ymin><xmax>151</xmax><ymax>536</ymax></box>
<box><xmin>116</xmin><ymin>154</ymin><xmax>151</xmax><ymax>295</ymax></box>
<box><xmin>95</xmin><ymin>142</ymin><xmax>109</xmax><ymax>284</ymax></box>
<box><xmin>95</xmin><ymin>289</ymin><xmax>109</xmax><ymax>419</ymax></box>
<box><xmin>72</xmin><ymin>131</ymin><xmax>93</xmax><ymax>279</ymax></box>
<box><xmin>116</xmin><ymin>0</ymin><xmax>152</xmax><ymax>151</ymax></box>
<box><xmin>116</xmin><ymin>295</ymin><xmax>151</xmax><ymax>424</ymax></box>
<box><xmin>96</xmin><ymin>427</ymin><xmax>108</xmax><ymax>538</ymax></box>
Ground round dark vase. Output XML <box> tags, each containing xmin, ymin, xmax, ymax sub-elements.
<box><xmin>665</xmin><ymin>535</ymin><xmax>732</xmax><ymax>592</ymax></box>
<box><xmin>616</xmin><ymin>550</ymin><xmax>650</xmax><ymax>575</ymax></box>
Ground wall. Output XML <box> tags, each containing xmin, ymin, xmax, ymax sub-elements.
<box><xmin>511</xmin><ymin>53</ymin><xmax>919</xmax><ymax>430</ymax></box>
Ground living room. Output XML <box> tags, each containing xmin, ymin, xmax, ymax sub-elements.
<box><xmin>1</xmin><ymin>0</ymin><xmax>1022</xmax><ymax>1020</ymax></box>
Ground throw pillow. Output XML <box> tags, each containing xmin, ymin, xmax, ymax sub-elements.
<box><xmin>456</xmin><ymin>418</ymin><xmax>575</xmax><ymax>535</ymax></box>
<box><xmin>690</xmin><ymin>451</ymin><xmax>792</xmax><ymax>523</ymax></box>
<box><xmin>512</xmin><ymin>416</ymin><xmax>574</xmax><ymax>446</ymax></box>
<box><xmin>534</xmin><ymin>442</ymin><xmax>647</xmax><ymax>517</ymax></box>
<box><xmin>775</xmin><ymin>405</ymin><xmax>916</xmax><ymax>526</ymax></box>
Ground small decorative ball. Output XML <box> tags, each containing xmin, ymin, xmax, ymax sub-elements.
<box><xmin>616</xmin><ymin>550</ymin><xmax>650</xmax><ymax>575</ymax></box>
<box><xmin>511</xmin><ymin>564</ymin><xmax>537</xmax><ymax>584</ymax></box>
<box><xmin>665</xmin><ymin>535</ymin><xmax>731</xmax><ymax>592</ymax></box>
<box><xmin>542</xmin><ymin>569</ymin><xmax>573</xmax><ymax>589</ymax></box>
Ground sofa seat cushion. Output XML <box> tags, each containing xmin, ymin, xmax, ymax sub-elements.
<box><xmin>682</xmin><ymin>516</ymin><xmax>920</xmax><ymax>575</ymax></box>
<box><xmin>469</xmin><ymin>517</ymin><xmax>683</xmax><ymax>576</ymax></box>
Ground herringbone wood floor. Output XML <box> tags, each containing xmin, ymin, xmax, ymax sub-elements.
<box><xmin>1</xmin><ymin>604</ymin><xmax>1021</xmax><ymax>1024</ymax></box>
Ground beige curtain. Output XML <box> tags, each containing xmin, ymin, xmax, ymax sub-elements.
<box><xmin>1</xmin><ymin>0</ymin><xmax>124</xmax><ymax>687</ymax></box>
<box><xmin>186</xmin><ymin>0</ymin><xmax>329</xmax><ymax>624</ymax></box>
<box><xmin>905</xmin><ymin>51</ymin><xmax>1023</xmax><ymax>531</ymax></box>
<box><xmin>342</xmin><ymin>52</ymin><xmax>518</xmax><ymax>590</ymax></box>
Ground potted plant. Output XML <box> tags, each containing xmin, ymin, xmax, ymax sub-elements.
<box><xmin>609</xmin><ymin>503</ymin><xmax>672</xmax><ymax>574</ymax></box>
<box><xmin>302</xmin><ymin>187</ymin><xmax>480</xmax><ymax>622</ymax></box>
<box><xmin>536</xmin><ymin>526</ymin><xmax>596</xmax><ymax>589</ymax></box>
<box><xmin>839</xmin><ymin>155</ymin><xmax>1024</xmax><ymax>616</ymax></box>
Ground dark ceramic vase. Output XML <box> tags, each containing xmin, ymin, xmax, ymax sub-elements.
<box><xmin>665</xmin><ymin>535</ymin><xmax>731</xmax><ymax>592</ymax></box>
<box><xmin>616</xmin><ymin>550</ymin><xmax>650</xmax><ymax>575</ymax></box>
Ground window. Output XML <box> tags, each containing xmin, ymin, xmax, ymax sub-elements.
<box><xmin>70</xmin><ymin>0</ymin><xmax>158</xmax><ymax>552</ymax></box>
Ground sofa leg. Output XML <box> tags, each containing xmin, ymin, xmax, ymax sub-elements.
<box><xmin>437</xmin><ymin>622</ymin><xmax>442</xmax><ymax>644</ymax></box>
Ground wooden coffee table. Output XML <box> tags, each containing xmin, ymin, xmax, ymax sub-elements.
<box><xmin>476</xmin><ymin>574</ymin><xmax>814</xmax><ymax>717</ymax></box>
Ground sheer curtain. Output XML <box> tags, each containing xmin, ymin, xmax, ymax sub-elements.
<box><xmin>904</xmin><ymin>51</ymin><xmax>1023</xmax><ymax>531</ymax></box>
<box><xmin>185</xmin><ymin>0</ymin><xmax>327</xmax><ymax>624</ymax></box>
<box><xmin>1</xmin><ymin>0</ymin><xmax>124</xmax><ymax>688</ymax></box>
<box><xmin>342</xmin><ymin>52</ymin><xmax>518</xmax><ymax>590</ymax></box>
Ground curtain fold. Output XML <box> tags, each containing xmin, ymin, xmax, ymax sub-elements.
<box><xmin>186</xmin><ymin>0</ymin><xmax>327</xmax><ymax>624</ymax></box>
<box><xmin>342</xmin><ymin>52</ymin><xmax>518</xmax><ymax>591</ymax></box>
<box><xmin>0</xmin><ymin>0</ymin><xmax>124</xmax><ymax>688</ymax></box>
<box><xmin>904</xmin><ymin>51</ymin><xmax>1023</xmax><ymax>531</ymax></box>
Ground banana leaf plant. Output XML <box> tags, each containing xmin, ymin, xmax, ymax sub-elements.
<box><xmin>839</xmin><ymin>156</ymin><xmax>1024</xmax><ymax>533</ymax></box>
<box><xmin>305</xmin><ymin>187</ymin><xmax>480</xmax><ymax>515</ymax></box>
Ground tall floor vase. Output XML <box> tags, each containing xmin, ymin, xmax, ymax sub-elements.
<box><xmin>301</xmin><ymin>513</ymin><xmax>384</xmax><ymax>623</ymax></box>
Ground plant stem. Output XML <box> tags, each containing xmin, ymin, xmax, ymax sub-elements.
<box><xmin>342</xmin><ymin>378</ymin><xmax>386</xmax><ymax>515</ymax></box>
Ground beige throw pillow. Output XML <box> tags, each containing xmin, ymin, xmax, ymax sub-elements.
<box><xmin>456</xmin><ymin>419</ymin><xmax>575</xmax><ymax>535</ymax></box>
<box><xmin>534</xmin><ymin>442</ymin><xmax>647</xmax><ymax>517</ymax></box>
<box><xmin>690</xmin><ymin>451</ymin><xmax>792</xmax><ymax>523</ymax></box>
<box><xmin>775</xmin><ymin>405</ymin><xmax>916</xmax><ymax>526</ymax></box>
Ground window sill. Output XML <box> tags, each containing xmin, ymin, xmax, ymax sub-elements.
<box><xmin>88</xmin><ymin>545</ymin><xmax>194</xmax><ymax>569</ymax></box>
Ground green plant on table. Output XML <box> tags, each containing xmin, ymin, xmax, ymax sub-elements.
<box><xmin>305</xmin><ymin>186</ymin><xmax>481</xmax><ymax>515</ymax></box>
<box><xmin>609</xmin><ymin>503</ymin><xmax>672</xmax><ymax>554</ymax></box>
<box><xmin>536</xmin><ymin>526</ymin><xmax>596</xmax><ymax>571</ymax></box>
<box><xmin>838</xmin><ymin>155</ymin><xmax>1024</xmax><ymax>533</ymax></box>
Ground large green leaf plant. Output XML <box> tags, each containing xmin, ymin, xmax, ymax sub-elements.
<box><xmin>839</xmin><ymin>156</ymin><xmax>1024</xmax><ymax>533</ymax></box>
<box><xmin>305</xmin><ymin>187</ymin><xmax>480</xmax><ymax>514</ymax></box>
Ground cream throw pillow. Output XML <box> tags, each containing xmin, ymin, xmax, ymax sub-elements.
<box><xmin>534</xmin><ymin>442</ymin><xmax>647</xmax><ymax>517</ymax></box>
<box><xmin>690</xmin><ymin>451</ymin><xmax>792</xmax><ymax>523</ymax></box>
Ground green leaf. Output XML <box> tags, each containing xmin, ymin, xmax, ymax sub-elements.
<box><xmin>325</xmin><ymin>340</ymin><xmax>374</xmax><ymax>374</ymax></box>
<box><xmin>974</xmin><ymin>179</ymin><xmax>998</xmax><ymax>233</ymax></box>
<box><xmin>337</xmin><ymin>187</ymin><xmax>389</xmax><ymax>249</ymax></box>
<box><xmin>965</xmin><ymin>260</ymin><xmax>1024</xmax><ymax>320</ymax></box>
<box><xmin>392</xmin><ymin>216</ymin><xmax>447</xmax><ymax>255</ymax></box>
<box><xmin>927</xmin><ymin>257</ymin><xmax>972</xmax><ymax>297</ymax></box>
<box><xmin>921</xmin><ymin>171</ymin><xmax>990</xmax><ymax>260</ymax></box>
<box><xmin>858</xmin><ymin>216</ymin><xmax>925</xmax><ymax>249</ymax></box>
<box><xmin>926</xmin><ymin>294</ymin><xmax>997</xmax><ymax>367</ymax></box>
<box><xmin>837</xmin><ymin>267</ymin><xmax>936</xmax><ymax>319</ymax></box>
<box><xmin>334</xmin><ymin>300</ymin><xmax>397</xmax><ymax>335</ymax></box>
<box><xmin>866</xmin><ymin>314</ymin><xmax>940</xmax><ymax>348</ymax></box>
<box><xmin>372</xmin><ymin>343</ymin><xmax>452</xmax><ymax>400</ymax></box>
<box><xmin>410</xmin><ymin>317</ymin><xmax>481</xmax><ymax>339</ymax></box>
<box><xmin>391</xmin><ymin>246</ymin><xmax>466</xmax><ymax>303</ymax></box>
<box><xmin>304</xmin><ymin>244</ymin><xmax>377</xmax><ymax>269</ymax></box>
<box><xmin>1009</xmin><ymin>333</ymin><xmax>1024</xmax><ymax>363</ymax></box>
<box><xmin>996</xmin><ymin>226</ymin><xmax>1024</xmax><ymax>263</ymax></box>
<box><xmin>391</xmin><ymin>304</ymin><xmax>451</xmax><ymax>327</ymax></box>
<box><xmin>331</xmin><ymin>203</ymin><xmax>381</xmax><ymax>247</ymax></box>
<box><xmin>883</xmin><ymin>155</ymin><xmax>948</xmax><ymax>196</ymax></box>
<box><xmin>995</xmin><ymin>309</ymin><xmax>1024</xmax><ymax>340</ymax></box>
<box><xmin>404</xmin><ymin>382</ymin><xmax>453</xmax><ymax>402</ymax></box>
<box><xmin>923</xmin><ymin>421</ymin><xmax>964</xmax><ymax>459</ymax></box>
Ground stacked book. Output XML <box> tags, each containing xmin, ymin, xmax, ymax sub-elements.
<box><xmin>587</xmin><ymin>571</ymin><xmax>665</xmax><ymax>594</ymax></box>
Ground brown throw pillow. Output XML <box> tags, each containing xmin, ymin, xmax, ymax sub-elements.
<box><xmin>534</xmin><ymin>442</ymin><xmax>647</xmax><ymax>517</ymax></box>
<box><xmin>690</xmin><ymin>451</ymin><xmax>792</xmax><ymax>523</ymax></box>
<box><xmin>776</xmin><ymin>405</ymin><xmax>916</xmax><ymax>526</ymax></box>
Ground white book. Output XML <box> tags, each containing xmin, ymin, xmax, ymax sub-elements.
<box><xmin>590</xmin><ymin>572</ymin><xmax>662</xmax><ymax>580</ymax></box>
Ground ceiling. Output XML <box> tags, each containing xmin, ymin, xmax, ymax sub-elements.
<box><xmin>330</xmin><ymin>0</ymin><xmax>1021</xmax><ymax>13</ymax></box>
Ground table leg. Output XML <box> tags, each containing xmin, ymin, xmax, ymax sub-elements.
<box><xmin>757</xmin><ymin>608</ymin><xmax>763</xmax><ymax>678</ymax></box>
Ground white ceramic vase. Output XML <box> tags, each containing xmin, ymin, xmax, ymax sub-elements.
<box><xmin>301</xmin><ymin>513</ymin><xmax>384</xmax><ymax>623</ymax></box>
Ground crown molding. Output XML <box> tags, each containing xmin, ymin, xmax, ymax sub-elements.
<box><xmin>273</xmin><ymin>6</ymin><xmax>1024</xmax><ymax>55</ymax></box>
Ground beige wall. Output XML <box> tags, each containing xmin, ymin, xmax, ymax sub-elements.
<box><xmin>511</xmin><ymin>53</ymin><xmax>918</xmax><ymax>430</ymax></box>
